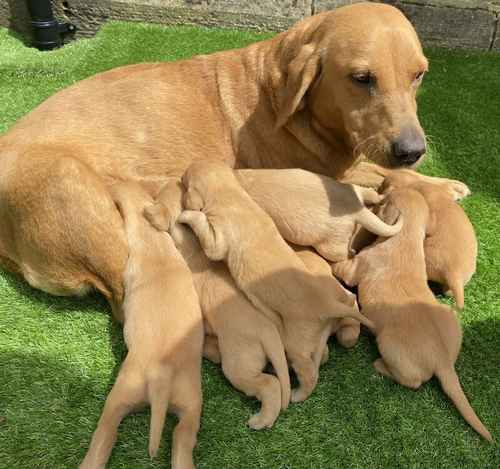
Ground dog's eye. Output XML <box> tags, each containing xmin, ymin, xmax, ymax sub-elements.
<box><xmin>351</xmin><ymin>72</ymin><xmax>374</xmax><ymax>86</ymax></box>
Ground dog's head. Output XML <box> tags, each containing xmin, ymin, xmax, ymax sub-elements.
<box><xmin>276</xmin><ymin>3</ymin><xmax>428</xmax><ymax>169</ymax></box>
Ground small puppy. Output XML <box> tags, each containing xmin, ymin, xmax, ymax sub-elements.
<box><xmin>178</xmin><ymin>160</ymin><xmax>375</xmax><ymax>402</ymax></box>
<box><xmin>236</xmin><ymin>168</ymin><xmax>402</xmax><ymax>261</ymax></box>
<box><xmin>80</xmin><ymin>182</ymin><xmax>203</xmax><ymax>469</ymax></box>
<box><xmin>292</xmin><ymin>246</ymin><xmax>361</xmax><ymax>351</ymax></box>
<box><xmin>145</xmin><ymin>179</ymin><xmax>291</xmax><ymax>429</ymax></box>
<box><xmin>332</xmin><ymin>188</ymin><xmax>492</xmax><ymax>441</ymax></box>
<box><xmin>382</xmin><ymin>171</ymin><xmax>477</xmax><ymax>308</ymax></box>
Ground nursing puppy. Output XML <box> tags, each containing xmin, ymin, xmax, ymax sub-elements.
<box><xmin>145</xmin><ymin>179</ymin><xmax>291</xmax><ymax>429</ymax></box>
<box><xmin>332</xmin><ymin>188</ymin><xmax>492</xmax><ymax>441</ymax></box>
<box><xmin>236</xmin><ymin>169</ymin><xmax>402</xmax><ymax>262</ymax></box>
<box><xmin>80</xmin><ymin>182</ymin><xmax>203</xmax><ymax>469</ymax></box>
<box><xmin>146</xmin><ymin>181</ymin><xmax>362</xmax><ymax>351</ymax></box>
<box><xmin>292</xmin><ymin>247</ymin><xmax>361</xmax><ymax>352</ymax></box>
<box><xmin>178</xmin><ymin>160</ymin><xmax>374</xmax><ymax>402</ymax></box>
<box><xmin>382</xmin><ymin>171</ymin><xmax>477</xmax><ymax>308</ymax></box>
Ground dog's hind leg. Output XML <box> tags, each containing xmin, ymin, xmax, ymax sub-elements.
<box><xmin>221</xmin><ymin>344</ymin><xmax>282</xmax><ymax>429</ymax></box>
<box><xmin>203</xmin><ymin>335</ymin><xmax>222</xmax><ymax>364</ymax></box>
<box><xmin>2</xmin><ymin>150</ymin><xmax>128</xmax><ymax>321</ymax></box>
<box><xmin>171</xmin><ymin>372</ymin><xmax>202</xmax><ymax>469</ymax></box>
<box><xmin>80</xmin><ymin>363</ymin><xmax>145</xmax><ymax>469</ymax></box>
<box><xmin>290</xmin><ymin>354</ymin><xmax>318</xmax><ymax>403</ymax></box>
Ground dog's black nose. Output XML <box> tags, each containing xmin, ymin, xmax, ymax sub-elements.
<box><xmin>392</xmin><ymin>127</ymin><xmax>426</xmax><ymax>165</ymax></box>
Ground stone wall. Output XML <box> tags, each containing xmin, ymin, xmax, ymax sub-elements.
<box><xmin>1</xmin><ymin>0</ymin><xmax>499</xmax><ymax>51</ymax></box>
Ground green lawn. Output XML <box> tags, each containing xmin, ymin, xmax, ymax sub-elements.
<box><xmin>0</xmin><ymin>21</ymin><xmax>499</xmax><ymax>469</ymax></box>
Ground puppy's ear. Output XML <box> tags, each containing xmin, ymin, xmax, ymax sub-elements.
<box><xmin>183</xmin><ymin>187</ymin><xmax>204</xmax><ymax>211</ymax></box>
<box><xmin>276</xmin><ymin>44</ymin><xmax>321</xmax><ymax>128</ymax></box>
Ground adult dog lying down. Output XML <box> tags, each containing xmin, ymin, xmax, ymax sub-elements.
<box><xmin>0</xmin><ymin>2</ymin><xmax>469</xmax><ymax>311</ymax></box>
<box><xmin>179</xmin><ymin>160</ymin><xmax>375</xmax><ymax>402</ymax></box>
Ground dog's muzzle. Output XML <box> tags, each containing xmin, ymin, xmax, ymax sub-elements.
<box><xmin>391</xmin><ymin>126</ymin><xmax>427</xmax><ymax>166</ymax></box>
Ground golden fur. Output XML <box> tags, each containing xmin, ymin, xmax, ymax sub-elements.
<box><xmin>178</xmin><ymin>160</ymin><xmax>374</xmax><ymax>402</ymax></box>
<box><xmin>332</xmin><ymin>188</ymin><xmax>491</xmax><ymax>441</ymax></box>
<box><xmin>0</xmin><ymin>3</ymin><xmax>469</xmax><ymax>309</ymax></box>
<box><xmin>145</xmin><ymin>179</ymin><xmax>291</xmax><ymax>429</ymax></box>
<box><xmin>80</xmin><ymin>182</ymin><xmax>203</xmax><ymax>469</ymax></box>
<box><xmin>237</xmin><ymin>168</ymin><xmax>402</xmax><ymax>261</ymax></box>
<box><xmin>382</xmin><ymin>170</ymin><xmax>477</xmax><ymax>308</ymax></box>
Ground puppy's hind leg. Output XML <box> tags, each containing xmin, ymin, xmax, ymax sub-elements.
<box><xmin>80</xmin><ymin>363</ymin><xmax>145</xmax><ymax>469</ymax></box>
<box><xmin>178</xmin><ymin>210</ymin><xmax>228</xmax><ymax>261</ymax></box>
<box><xmin>357</xmin><ymin>186</ymin><xmax>384</xmax><ymax>205</ymax></box>
<box><xmin>331</xmin><ymin>257</ymin><xmax>361</xmax><ymax>287</ymax></box>
<box><xmin>203</xmin><ymin>335</ymin><xmax>222</xmax><ymax>364</ymax></box>
<box><xmin>290</xmin><ymin>354</ymin><xmax>318</xmax><ymax>403</ymax></box>
<box><xmin>222</xmin><ymin>347</ymin><xmax>282</xmax><ymax>430</ymax></box>
<box><xmin>171</xmin><ymin>371</ymin><xmax>202</xmax><ymax>469</ymax></box>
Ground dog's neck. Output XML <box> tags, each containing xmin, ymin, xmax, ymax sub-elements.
<box><xmin>211</xmin><ymin>39</ymin><xmax>355</xmax><ymax>179</ymax></box>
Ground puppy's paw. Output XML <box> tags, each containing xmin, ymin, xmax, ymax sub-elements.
<box><xmin>443</xmin><ymin>179</ymin><xmax>471</xmax><ymax>201</ymax></box>
<box><xmin>291</xmin><ymin>388</ymin><xmax>311</xmax><ymax>403</ymax></box>
<box><xmin>143</xmin><ymin>203</ymin><xmax>173</xmax><ymax>232</ymax></box>
<box><xmin>336</xmin><ymin>325</ymin><xmax>360</xmax><ymax>349</ymax></box>
<box><xmin>247</xmin><ymin>412</ymin><xmax>276</xmax><ymax>430</ymax></box>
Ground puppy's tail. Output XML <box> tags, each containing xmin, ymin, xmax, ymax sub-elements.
<box><xmin>436</xmin><ymin>367</ymin><xmax>492</xmax><ymax>441</ymax></box>
<box><xmin>261</xmin><ymin>327</ymin><xmax>291</xmax><ymax>410</ymax></box>
<box><xmin>446</xmin><ymin>273</ymin><xmax>465</xmax><ymax>310</ymax></box>
<box><xmin>148</xmin><ymin>366</ymin><xmax>173</xmax><ymax>458</ymax></box>
<box><xmin>356</xmin><ymin>207</ymin><xmax>403</xmax><ymax>238</ymax></box>
<box><xmin>324</xmin><ymin>303</ymin><xmax>376</xmax><ymax>334</ymax></box>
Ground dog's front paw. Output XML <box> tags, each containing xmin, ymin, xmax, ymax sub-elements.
<box><xmin>442</xmin><ymin>179</ymin><xmax>471</xmax><ymax>201</ymax></box>
<box><xmin>247</xmin><ymin>412</ymin><xmax>277</xmax><ymax>430</ymax></box>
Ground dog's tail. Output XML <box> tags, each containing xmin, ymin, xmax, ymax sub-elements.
<box><xmin>324</xmin><ymin>302</ymin><xmax>376</xmax><ymax>334</ymax></box>
<box><xmin>261</xmin><ymin>326</ymin><xmax>291</xmax><ymax>410</ymax></box>
<box><xmin>436</xmin><ymin>367</ymin><xmax>492</xmax><ymax>441</ymax></box>
<box><xmin>446</xmin><ymin>272</ymin><xmax>465</xmax><ymax>310</ymax></box>
<box><xmin>356</xmin><ymin>207</ymin><xmax>403</xmax><ymax>238</ymax></box>
<box><xmin>148</xmin><ymin>366</ymin><xmax>173</xmax><ymax>458</ymax></box>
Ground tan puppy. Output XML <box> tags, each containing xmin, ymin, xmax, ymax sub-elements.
<box><xmin>80</xmin><ymin>182</ymin><xmax>203</xmax><ymax>469</ymax></box>
<box><xmin>292</xmin><ymin>247</ymin><xmax>361</xmax><ymax>351</ymax></box>
<box><xmin>0</xmin><ymin>3</ymin><xmax>472</xmax><ymax>311</ymax></box>
<box><xmin>178</xmin><ymin>160</ymin><xmax>374</xmax><ymax>402</ymax></box>
<box><xmin>236</xmin><ymin>168</ymin><xmax>402</xmax><ymax>261</ymax></box>
<box><xmin>145</xmin><ymin>179</ymin><xmax>291</xmax><ymax>429</ymax></box>
<box><xmin>146</xmin><ymin>181</ymin><xmax>361</xmax><ymax>351</ymax></box>
<box><xmin>332</xmin><ymin>188</ymin><xmax>492</xmax><ymax>441</ymax></box>
<box><xmin>382</xmin><ymin>171</ymin><xmax>477</xmax><ymax>308</ymax></box>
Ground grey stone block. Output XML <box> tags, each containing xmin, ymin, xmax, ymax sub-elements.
<box><xmin>315</xmin><ymin>0</ymin><xmax>498</xmax><ymax>50</ymax></box>
<box><xmin>0</xmin><ymin>0</ymin><xmax>498</xmax><ymax>51</ymax></box>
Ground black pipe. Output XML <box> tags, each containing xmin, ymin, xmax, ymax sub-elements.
<box><xmin>25</xmin><ymin>0</ymin><xmax>75</xmax><ymax>51</ymax></box>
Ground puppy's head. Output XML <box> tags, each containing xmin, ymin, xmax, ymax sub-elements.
<box><xmin>276</xmin><ymin>3</ymin><xmax>427</xmax><ymax>170</ymax></box>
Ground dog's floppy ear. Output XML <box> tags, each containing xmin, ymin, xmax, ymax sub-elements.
<box><xmin>276</xmin><ymin>44</ymin><xmax>321</xmax><ymax>128</ymax></box>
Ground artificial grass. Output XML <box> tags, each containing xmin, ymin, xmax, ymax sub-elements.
<box><xmin>0</xmin><ymin>20</ymin><xmax>499</xmax><ymax>468</ymax></box>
